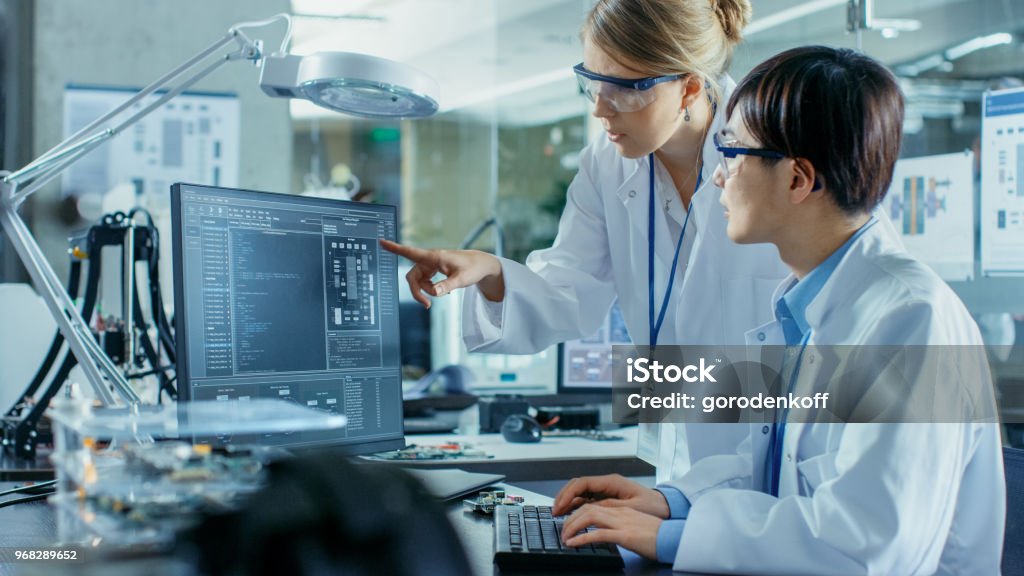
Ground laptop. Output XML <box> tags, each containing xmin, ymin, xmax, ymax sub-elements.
<box><xmin>404</xmin><ymin>468</ymin><xmax>505</xmax><ymax>501</ymax></box>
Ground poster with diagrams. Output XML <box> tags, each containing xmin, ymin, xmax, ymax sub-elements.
<box><xmin>61</xmin><ymin>85</ymin><xmax>240</xmax><ymax>202</ymax></box>
<box><xmin>884</xmin><ymin>151</ymin><xmax>975</xmax><ymax>281</ymax></box>
<box><xmin>981</xmin><ymin>86</ymin><xmax>1024</xmax><ymax>276</ymax></box>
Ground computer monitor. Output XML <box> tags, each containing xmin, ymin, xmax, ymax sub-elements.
<box><xmin>557</xmin><ymin>300</ymin><xmax>630</xmax><ymax>395</ymax></box>
<box><xmin>171</xmin><ymin>183</ymin><xmax>405</xmax><ymax>454</ymax></box>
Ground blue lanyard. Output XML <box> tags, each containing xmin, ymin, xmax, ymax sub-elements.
<box><xmin>647</xmin><ymin>153</ymin><xmax>700</xmax><ymax>348</ymax></box>
<box><xmin>768</xmin><ymin>330</ymin><xmax>812</xmax><ymax>497</ymax></box>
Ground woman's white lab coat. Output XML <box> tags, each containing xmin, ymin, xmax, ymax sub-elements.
<box><xmin>661</xmin><ymin>221</ymin><xmax>1005</xmax><ymax>574</ymax></box>
<box><xmin>459</xmin><ymin>76</ymin><xmax>790</xmax><ymax>481</ymax></box>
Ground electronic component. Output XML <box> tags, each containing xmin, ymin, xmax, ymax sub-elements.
<box><xmin>541</xmin><ymin>429</ymin><xmax>625</xmax><ymax>442</ymax></box>
<box><xmin>536</xmin><ymin>405</ymin><xmax>601</xmax><ymax>430</ymax></box>
<box><xmin>373</xmin><ymin>442</ymin><xmax>491</xmax><ymax>461</ymax></box>
<box><xmin>47</xmin><ymin>398</ymin><xmax>344</xmax><ymax>546</ymax></box>
<box><xmin>50</xmin><ymin>439</ymin><xmax>275</xmax><ymax>543</ymax></box>
<box><xmin>462</xmin><ymin>489</ymin><xmax>525</xmax><ymax>515</ymax></box>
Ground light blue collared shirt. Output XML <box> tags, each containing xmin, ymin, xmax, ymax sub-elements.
<box><xmin>775</xmin><ymin>217</ymin><xmax>878</xmax><ymax>345</ymax></box>
<box><xmin>653</xmin><ymin>486</ymin><xmax>690</xmax><ymax>563</ymax></box>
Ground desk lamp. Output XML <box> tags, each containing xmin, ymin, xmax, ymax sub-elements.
<box><xmin>0</xmin><ymin>13</ymin><xmax>439</xmax><ymax>406</ymax></box>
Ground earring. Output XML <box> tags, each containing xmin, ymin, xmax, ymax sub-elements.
<box><xmin>684</xmin><ymin>107</ymin><xmax>691</xmax><ymax>122</ymax></box>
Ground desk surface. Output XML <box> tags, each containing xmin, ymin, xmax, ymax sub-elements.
<box><xmin>0</xmin><ymin>422</ymin><xmax>656</xmax><ymax>571</ymax></box>
<box><xmin>0</xmin><ymin>451</ymin><xmax>53</xmax><ymax>482</ymax></box>
<box><xmin>402</xmin><ymin>426</ymin><xmax>639</xmax><ymax>460</ymax></box>
<box><xmin>373</xmin><ymin>426</ymin><xmax>653</xmax><ymax>481</ymax></box>
<box><xmin>0</xmin><ymin>427</ymin><xmax>652</xmax><ymax>481</ymax></box>
<box><xmin>0</xmin><ymin>477</ymin><xmax>681</xmax><ymax>576</ymax></box>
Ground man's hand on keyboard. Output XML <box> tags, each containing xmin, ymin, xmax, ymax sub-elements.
<box><xmin>552</xmin><ymin>474</ymin><xmax>669</xmax><ymax>518</ymax></box>
<box><xmin>559</xmin><ymin>503</ymin><xmax>661</xmax><ymax>561</ymax></box>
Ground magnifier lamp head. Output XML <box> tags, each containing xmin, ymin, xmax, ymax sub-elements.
<box><xmin>260</xmin><ymin>51</ymin><xmax>440</xmax><ymax>119</ymax></box>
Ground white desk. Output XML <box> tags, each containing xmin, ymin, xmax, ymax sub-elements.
<box><xmin>367</xmin><ymin>426</ymin><xmax>653</xmax><ymax>482</ymax></box>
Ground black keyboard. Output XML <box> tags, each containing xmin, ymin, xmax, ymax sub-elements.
<box><xmin>493</xmin><ymin>505</ymin><xmax>624</xmax><ymax>571</ymax></box>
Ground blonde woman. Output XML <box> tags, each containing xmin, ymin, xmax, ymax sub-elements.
<box><xmin>384</xmin><ymin>0</ymin><xmax>788</xmax><ymax>478</ymax></box>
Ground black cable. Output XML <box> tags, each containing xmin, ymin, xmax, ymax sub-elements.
<box><xmin>130</xmin><ymin>262</ymin><xmax>177</xmax><ymax>403</ymax></box>
<box><xmin>126</xmin><ymin>364</ymin><xmax>176</xmax><ymax>380</ymax></box>
<box><xmin>129</xmin><ymin>207</ymin><xmax>177</xmax><ymax>364</ymax></box>
<box><xmin>0</xmin><ymin>491</ymin><xmax>56</xmax><ymax>508</ymax></box>
<box><xmin>0</xmin><ymin>481</ymin><xmax>57</xmax><ymax>498</ymax></box>
<box><xmin>150</xmin><ymin>244</ymin><xmax>177</xmax><ymax>362</ymax></box>
<box><xmin>153</xmin><ymin>282</ymin><xmax>177</xmax><ymax>363</ymax></box>
<box><xmin>129</xmin><ymin>207</ymin><xmax>156</xmax><ymax>234</ymax></box>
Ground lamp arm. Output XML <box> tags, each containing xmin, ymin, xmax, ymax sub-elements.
<box><xmin>0</xmin><ymin>200</ymin><xmax>121</xmax><ymax>404</ymax></box>
<box><xmin>9</xmin><ymin>32</ymin><xmax>244</xmax><ymax>187</ymax></box>
<box><xmin>5</xmin><ymin>130</ymin><xmax>115</xmax><ymax>189</ymax></box>
<box><xmin>6</xmin><ymin>34</ymin><xmax>261</xmax><ymax>207</ymax></box>
<box><xmin>231</xmin><ymin>13</ymin><xmax>293</xmax><ymax>55</ymax></box>
<box><xmin>10</xmin><ymin>49</ymin><xmax>245</xmax><ymax>206</ymax></box>
<box><xmin>0</xmin><ymin>14</ymin><xmax>292</xmax><ymax>406</ymax></box>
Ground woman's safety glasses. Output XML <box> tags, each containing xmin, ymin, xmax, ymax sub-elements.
<box><xmin>573</xmin><ymin>63</ymin><xmax>685</xmax><ymax>113</ymax></box>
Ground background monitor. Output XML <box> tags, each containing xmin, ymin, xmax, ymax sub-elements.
<box><xmin>171</xmin><ymin>183</ymin><xmax>405</xmax><ymax>454</ymax></box>
<box><xmin>397</xmin><ymin>262</ymin><xmax>432</xmax><ymax>378</ymax></box>
<box><xmin>429</xmin><ymin>289</ymin><xmax>558</xmax><ymax>394</ymax></box>
<box><xmin>557</xmin><ymin>300</ymin><xmax>630</xmax><ymax>395</ymax></box>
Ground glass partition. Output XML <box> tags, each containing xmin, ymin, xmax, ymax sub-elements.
<box><xmin>288</xmin><ymin>0</ymin><xmax>1024</xmax><ymax>412</ymax></box>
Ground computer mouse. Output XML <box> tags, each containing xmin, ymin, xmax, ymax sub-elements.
<box><xmin>501</xmin><ymin>414</ymin><xmax>542</xmax><ymax>443</ymax></box>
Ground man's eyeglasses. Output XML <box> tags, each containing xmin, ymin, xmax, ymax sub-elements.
<box><xmin>573</xmin><ymin>63</ymin><xmax>685</xmax><ymax>113</ymax></box>
<box><xmin>713</xmin><ymin>131</ymin><xmax>785</xmax><ymax>178</ymax></box>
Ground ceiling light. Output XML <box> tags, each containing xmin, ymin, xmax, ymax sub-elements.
<box><xmin>945</xmin><ymin>33</ymin><xmax>1013</xmax><ymax>61</ymax></box>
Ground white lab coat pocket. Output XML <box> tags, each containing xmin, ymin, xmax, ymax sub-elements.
<box><xmin>795</xmin><ymin>451</ymin><xmax>838</xmax><ymax>497</ymax></box>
